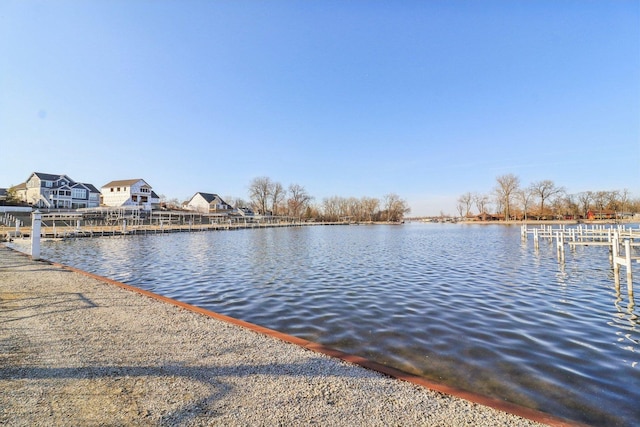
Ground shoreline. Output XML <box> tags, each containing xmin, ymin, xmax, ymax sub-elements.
<box><xmin>0</xmin><ymin>244</ymin><xmax>581</xmax><ymax>426</ymax></box>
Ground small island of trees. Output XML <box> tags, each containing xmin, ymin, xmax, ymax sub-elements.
<box><xmin>238</xmin><ymin>177</ymin><xmax>411</xmax><ymax>223</ymax></box>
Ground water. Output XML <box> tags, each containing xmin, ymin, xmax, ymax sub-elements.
<box><xmin>15</xmin><ymin>223</ymin><xmax>640</xmax><ymax>426</ymax></box>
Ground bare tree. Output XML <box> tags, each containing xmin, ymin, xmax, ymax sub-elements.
<box><xmin>383</xmin><ymin>193</ymin><xmax>410</xmax><ymax>222</ymax></box>
<box><xmin>360</xmin><ymin>197</ymin><xmax>380</xmax><ymax>222</ymax></box>
<box><xmin>494</xmin><ymin>173</ymin><xmax>520</xmax><ymax>221</ymax></box>
<box><xmin>474</xmin><ymin>193</ymin><xmax>490</xmax><ymax>217</ymax></box>
<box><xmin>576</xmin><ymin>191</ymin><xmax>592</xmax><ymax>218</ymax></box>
<box><xmin>287</xmin><ymin>184</ymin><xmax>312</xmax><ymax>218</ymax></box>
<box><xmin>457</xmin><ymin>192</ymin><xmax>473</xmax><ymax>217</ymax></box>
<box><xmin>322</xmin><ymin>196</ymin><xmax>341</xmax><ymax>222</ymax></box>
<box><xmin>592</xmin><ymin>191</ymin><xmax>608</xmax><ymax>217</ymax></box>
<box><xmin>619</xmin><ymin>188</ymin><xmax>630</xmax><ymax>213</ymax></box>
<box><xmin>516</xmin><ymin>188</ymin><xmax>534</xmax><ymax>221</ymax></box>
<box><xmin>562</xmin><ymin>194</ymin><xmax>580</xmax><ymax>219</ymax></box>
<box><xmin>270</xmin><ymin>181</ymin><xmax>285</xmax><ymax>215</ymax></box>
<box><xmin>529</xmin><ymin>180</ymin><xmax>565</xmax><ymax>218</ymax></box>
<box><xmin>249</xmin><ymin>176</ymin><xmax>273</xmax><ymax>215</ymax></box>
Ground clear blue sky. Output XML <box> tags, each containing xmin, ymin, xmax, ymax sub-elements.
<box><xmin>1</xmin><ymin>1</ymin><xmax>638</xmax><ymax>216</ymax></box>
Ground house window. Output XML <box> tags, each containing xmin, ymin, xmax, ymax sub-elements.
<box><xmin>110</xmin><ymin>188</ymin><xmax>114</xmax><ymax>192</ymax></box>
<box><xmin>117</xmin><ymin>187</ymin><xmax>121</xmax><ymax>192</ymax></box>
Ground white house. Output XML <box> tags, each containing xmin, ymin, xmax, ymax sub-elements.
<box><xmin>101</xmin><ymin>179</ymin><xmax>159</xmax><ymax>211</ymax></box>
<box><xmin>186</xmin><ymin>192</ymin><xmax>233</xmax><ymax>214</ymax></box>
<box><xmin>17</xmin><ymin>172</ymin><xmax>100</xmax><ymax>209</ymax></box>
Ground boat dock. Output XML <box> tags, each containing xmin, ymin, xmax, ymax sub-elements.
<box><xmin>521</xmin><ymin>223</ymin><xmax>640</xmax><ymax>298</ymax></box>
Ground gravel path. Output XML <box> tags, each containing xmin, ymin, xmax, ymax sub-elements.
<box><xmin>0</xmin><ymin>245</ymin><xmax>565</xmax><ymax>426</ymax></box>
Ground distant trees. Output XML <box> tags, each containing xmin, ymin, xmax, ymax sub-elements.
<box><xmin>529</xmin><ymin>180</ymin><xmax>565</xmax><ymax>217</ymax></box>
<box><xmin>245</xmin><ymin>177</ymin><xmax>408</xmax><ymax>222</ymax></box>
<box><xmin>286</xmin><ymin>184</ymin><xmax>312</xmax><ymax>218</ymax></box>
<box><xmin>457</xmin><ymin>192</ymin><xmax>473</xmax><ymax>218</ymax></box>
<box><xmin>494</xmin><ymin>174</ymin><xmax>520</xmax><ymax>221</ymax></box>
<box><xmin>459</xmin><ymin>174</ymin><xmax>638</xmax><ymax>221</ymax></box>
<box><xmin>318</xmin><ymin>194</ymin><xmax>408</xmax><ymax>222</ymax></box>
<box><xmin>248</xmin><ymin>176</ymin><xmax>273</xmax><ymax>215</ymax></box>
<box><xmin>383</xmin><ymin>193</ymin><xmax>411</xmax><ymax>222</ymax></box>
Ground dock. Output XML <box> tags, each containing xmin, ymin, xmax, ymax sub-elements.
<box><xmin>521</xmin><ymin>223</ymin><xmax>640</xmax><ymax>298</ymax></box>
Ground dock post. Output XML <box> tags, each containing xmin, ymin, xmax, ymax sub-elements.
<box><xmin>612</xmin><ymin>233</ymin><xmax>620</xmax><ymax>272</ymax></box>
<box><xmin>31</xmin><ymin>210</ymin><xmax>41</xmax><ymax>261</ymax></box>
<box><xmin>555</xmin><ymin>231</ymin><xmax>565</xmax><ymax>262</ymax></box>
<box><xmin>122</xmin><ymin>219</ymin><xmax>127</xmax><ymax>234</ymax></box>
<box><xmin>533</xmin><ymin>228</ymin><xmax>539</xmax><ymax>250</ymax></box>
<box><xmin>15</xmin><ymin>219</ymin><xmax>20</xmax><ymax>236</ymax></box>
<box><xmin>624</xmin><ymin>239</ymin><xmax>633</xmax><ymax>296</ymax></box>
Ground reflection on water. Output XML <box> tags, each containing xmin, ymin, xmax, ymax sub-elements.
<box><xmin>19</xmin><ymin>223</ymin><xmax>640</xmax><ymax>426</ymax></box>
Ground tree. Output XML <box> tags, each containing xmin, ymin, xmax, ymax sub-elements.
<box><xmin>287</xmin><ymin>184</ymin><xmax>312</xmax><ymax>218</ymax></box>
<box><xmin>516</xmin><ymin>188</ymin><xmax>534</xmax><ymax>220</ymax></box>
<box><xmin>3</xmin><ymin>186</ymin><xmax>20</xmax><ymax>205</ymax></box>
<box><xmin>529</xmin><ymin>180</ymin><xmax>565</xmax><ymax>218</ymax></box>
<box><xmin>270</xmin><ymin>181</ymin><xmax>285</xmax><ymax>215</ymax></box>
<box><xmin>592</xmin><ymin>191</ymin><xmax>608</xmax><ymax>216</ymax></box>
<box><xmin>360</xmin><ymin>197</ymin><xmax>380</xmax><ymax>222</ymax></box>
<box><xmin>382</xmin><ymin>193</ymin><xmax>410</xmax><ymax>222</ymax></box>
<box><xmin>322</xmin><ymin>196</ymin><xmax>341</xmax><ymax>222</ymax></box>
<box><xmin>577</xmin><ymin>191</ymin><xmax>592</xmax><ymax>218</ymax></box>
<box><xmin>249</xmin><ymin>177</ymin><xmax>273</xmax><ymax>215</ymax></box>
<box><xmin>457</xmin><ymin>192</ymin><xmax>473</xmax><ymax>217</ymax></box>
<box><xmin>494</xmin><ymin>174</ymin><xmax>520</xmax><ymax>221</ymax></box>
<box><xmin>474</xmin><ymin>193</ymin><xmax>490</xmax><ymax>217</ymax></box>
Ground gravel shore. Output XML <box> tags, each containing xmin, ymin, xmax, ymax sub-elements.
<box><xmin>0</xmin><ymin>245</ymin><xmax>568</xmax><ymax>426</ymax></box>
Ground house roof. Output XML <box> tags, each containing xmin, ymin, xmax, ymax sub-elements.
<box><xmin>32</xmin><ymin>172</ymin><xmax>70</xmax><ymax>182</ymax></box>
<box><xmin>70</xmin><ymin>182</ymin><xmax>100</xmax><ymax>193</ymax></box>
<box><xmin>81</xmin><ymin>183</ymin><xmax>100</xmax><ymax>193</ymax></box>
<box><xmin>10</xmin><ymin>182</ymin><xmax>27</xmax><ymax>191</ymax></box>
<box><xmin>193</xmin><ymin>192</ymin><xmax>222</xmax><ymax>203</ymax></box>
<box><xmin>102</xmin><ymin>179</ymin><xmax>149</xmax><ymax>188</ymax></box>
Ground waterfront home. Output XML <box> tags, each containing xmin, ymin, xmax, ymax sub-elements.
<box><xmin>101</xmin><ymin>179</ymin><xmax>160</xmax><ymax>211</ymax></box>
<box><xmin>186</xmin><ymin>192</ymin><xmax>233</xmax><ymax>214</ymax></box>
<box><xmin>14</xmin><ymin>172</ymin><xmax>100</xmax><ymax>209</ymax></box>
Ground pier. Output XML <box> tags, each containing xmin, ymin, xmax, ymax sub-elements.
<box><xmin>521</xmin><ymin>223</ymin><xmax>640</xmax><ymax>299</ymax></box>
<box><xmin>1</xmin><ymin>208</ymin><xmax>347</xmax><ymax>241</ymax></box>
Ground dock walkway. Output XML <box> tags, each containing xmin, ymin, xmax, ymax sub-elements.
<box><xmin>0</xmin><ymin>245</ymin><xmax>570</xmax><ymax>426</ymax></box>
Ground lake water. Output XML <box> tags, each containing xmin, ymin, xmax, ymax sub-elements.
<box><xmin>15</xmin><ymin>223</ymin><xmax>640</xmax><ymax>426</ymax></box>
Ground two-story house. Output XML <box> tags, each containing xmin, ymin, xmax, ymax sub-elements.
<box><xmin>17</xmin><ymin>172</ymin><xmax>100</xmax><ymax>209</ymax></box>
<box><xmin>186</xmin><ymin>192</ymin><xmax>233</xmax><ymax>214</ymax></box>
<box><xmin>101</xmin><ymin>179</ymin><xmax>159</xmax><ymax>211</ymax></box>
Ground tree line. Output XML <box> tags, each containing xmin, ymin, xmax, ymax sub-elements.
<box><xmin>232</xmin><ymin>176</ymin><xmax>411</xmax><ymax>222</ymax></box>
<box><xmin>457</xmin><ymin>173</ymin><xmax>639</xmax><ymax>221</ymax></box>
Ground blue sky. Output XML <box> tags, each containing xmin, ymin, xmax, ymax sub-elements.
<box><xmin>1</xmin><ymin>1</ymin><xmax>638</xmax><ymax>216</ymax></box>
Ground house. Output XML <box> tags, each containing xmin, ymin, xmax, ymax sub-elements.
<box><xmin>100</xmin><ymin>179</ymin><xmax>159</xmax><ymax>211</ymax></box>
<box><xmin>16</xmin><ymin>172</ymin><xmax>100</xmax><ymax>209</ymax></box>
<box><xmin>186</xmin><ymin>192</ymin><xmax>233</xmax><ymax>214</ymax></box>
<box><xmin>586</xmin><ymin>209</ymin><xmax>617</xmax><ymax>220</ymax></box>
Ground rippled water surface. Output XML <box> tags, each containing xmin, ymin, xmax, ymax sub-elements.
<box><xmin>27</xmin><ymin>223</ymin><xmax>640</xmax><ymax>426</ymax></box>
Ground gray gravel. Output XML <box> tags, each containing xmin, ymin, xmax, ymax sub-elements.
<box><xmin>0</xmin><ymin>245</ymin><xmax>552</xmax><ymax>426</ymax></box>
